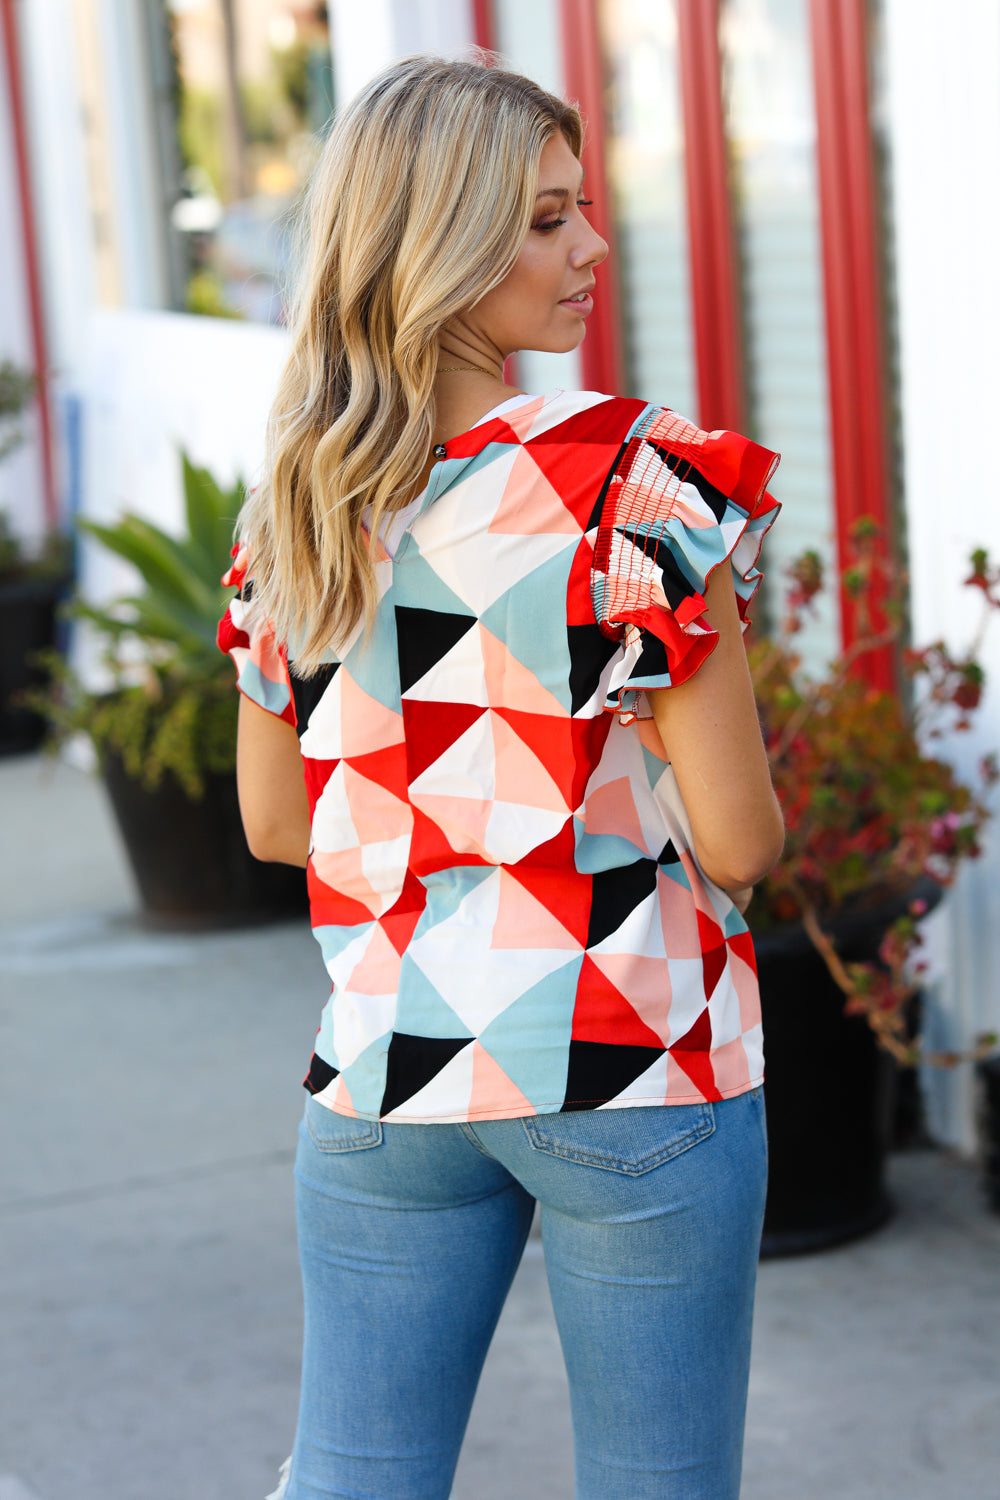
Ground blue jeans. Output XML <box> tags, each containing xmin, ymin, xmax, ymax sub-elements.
<box><xmin>282</xmin><ymin>1089</ymin><xmax>767</xmax><ymax>1500</ymax></box>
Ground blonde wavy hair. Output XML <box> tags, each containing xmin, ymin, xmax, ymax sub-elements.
<box><xmin>237</xmin><ymin>54</ymin><xmax>582</xmax><ymax>672</ymax></box>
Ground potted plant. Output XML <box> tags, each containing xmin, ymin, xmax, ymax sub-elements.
<box><xmin>748</xmin><ymin>520</ymin><xmax>998</xmax><ymax>1254</ymax></box>
<box><xmin>0</xmin><ymin>359</ymin><xmax>72</xmax><ymax>755</ymax></box>
<box><xmin>37</xmin><ymin>454</ymin><xmax>305</xmax><ymax>929</ymax></box>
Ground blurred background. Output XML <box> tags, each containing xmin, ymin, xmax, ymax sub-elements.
<box><xmin>3</xmin><ymin>0</ymin><xmax>998</xmax><ymax>1147</ymax></box>
<box><xmin>1</xmin><ymin>3</ymin><xmax>999</xmax><ymax>1497</ymax></box>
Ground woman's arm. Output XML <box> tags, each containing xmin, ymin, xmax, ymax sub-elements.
<box><xmin>236</xmin><ymin>695</ymin><xmax>311</xmax><ymax>867</ymax></box>
<box><xmin>646</xmin><ymin>565</ymin><xmax>784</xmax><ymax>894</ymax></box>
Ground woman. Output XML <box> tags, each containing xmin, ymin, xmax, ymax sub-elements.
<box><xmin>219</xmin><ymin>55</ymin><xmax>785</xmax><ymax>1500</ymax></box>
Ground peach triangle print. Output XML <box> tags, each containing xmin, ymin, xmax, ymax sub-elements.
<box><xmin>480</xmin><ymin>625</ymin><xmax>569</xmax><ymax>720</ymax></box>
<box><xmin>332</xmin><ymin>1076</ymin><xmax>357</xmax><ymax>1116</ymax></box>
<box><xmin>338</xmin><ymin>669</ymin><xmax>405</xmax><ymax>758</ymax></box>
<box><xmin>345</xmin><ymin>923</ymin><xmax>403</xmax><ymax>997</ymax></box>
<box><xmin>469</xmin><ymin>1040</ymin><xmax>535</xmax><ymax>1117</ymax></box>
<box><xmin>491</xmin><ymin>867</ymin><xmax>582</xmax><ymax>951</ymax></box>
<box><xmin>491</xmin><ymin>711</ymin><xmax>570</xmax><ymax>814</ymax></box>
<box><xmin>488</xmin><ymin>445</ymin><xmax>582</xmax><ymax>536</ymax></box>
<box><xmin>580</xmin><ymin>776</ymin><xmax>648</xmax><ymax>856</ymax></box>
<box><xmin>589</xmin><ymin>952</ymin><xmax>673</xmax><ymax>1045</ymax></box>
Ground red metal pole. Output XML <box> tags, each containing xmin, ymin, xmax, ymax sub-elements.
<box><xmin>676</xmin><ymin>0</ymin><xmax>746</xmax><ymax>435</ymax></box>
<box><xmin>809</xmin><ymin>0</ymin><xmax>895</xmax><ymax>687</ymax></box>
<box><xmin>0</xmin><ymin>0</ymin><xmax>57</xmax><ymax>529</ymax></box>
<box><xmin>557</xmin><ymin>0</ymin><xmax>625</xmax><ymax>395</ymax></box>
<box><xmin>471</xmin><ymin>0</ymin><xmax>498</xmax><ymax>54</ymax></box>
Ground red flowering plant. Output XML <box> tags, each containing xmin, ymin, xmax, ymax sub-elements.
<box><xmin>747</xmin><ymin>519</ymin><xmax>1000</xmax><ymax>1064</ymax></box>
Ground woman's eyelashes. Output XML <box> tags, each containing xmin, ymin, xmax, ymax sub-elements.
<box><xmin>534</xmin><ymin>199</ymin><xmax>594</xmax><ymax>232</ymax></box>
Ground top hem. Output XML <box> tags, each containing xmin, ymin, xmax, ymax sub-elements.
<box><xmin>308</xmin><ymin>1074</ymin><xmax>764</xmax><ymax>1125</ymax></box>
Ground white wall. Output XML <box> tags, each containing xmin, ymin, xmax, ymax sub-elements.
<box><xmin>71</xmin><ymin>308</ymin><xmax>289</xmax><ymax>695</ymax></box>
<box><xmin>79</xmin><ymin>308</ymin><xmax>289</xmax><ymax>579</ymax></box>
<box><xmin>330</xmin><ymin>0</ymin><xmax>475</xmax><ymax>105</ymax></box>
<box><xmin>884</xmin><ymin>0</ymin><xmax>1000</xmax><ymax>1150</ymax></box>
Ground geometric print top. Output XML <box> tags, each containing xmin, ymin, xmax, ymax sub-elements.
<box><xmin>218</xmin><ymin>389</ymin><xmax>780</xmax><ymax>1123</ymax></box>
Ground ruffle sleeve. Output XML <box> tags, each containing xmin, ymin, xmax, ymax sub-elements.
<box><xmin>216</xmin><ymin>545</ymin><xmax>297</xmax><ymax>726</ymax></box>
<box><xmin>591</xmin><ymin>406</ymin><xmax>780</xmax><ymax>724</ymax></box>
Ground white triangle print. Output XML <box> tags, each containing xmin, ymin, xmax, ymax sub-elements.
<box><xmin>311</xmin><ymin>761</ymin><xmax>359</xmax><ymax>853</ymax></box>
<box><xmin>595</xmin><ymin>1050</ymin><xmax>669</xmax><ymax>1107</ymax></box>
<box><xmin>483</xmin><ymin>799</ymin><xmax>569</xmax><ymax>865</ymax></box>
<box><xmin>407</xmin><ymin>708</ymin><xmax>495</xmax><ymax>800</ymax></box>
<box><xmin>381</xmin><ymin>1041</ymin><xmax>475</xmax><ymax>1121</ymax></box>
<box><xmin>416</xmin><ymin>456</ymin><xmax>576</xmax><ymax>614</ymax></box>
<box><xmin>332</xmin><ymin>987</ymin><xmax>397</xmax><ymax>1072</ymax></box>
<box><xmin>406</xmin><ymin>870</ymin><xmax>574</xmax><ymax>1034</ymax></box>
<box><xmin>402</xmin><ymin>620</ymin><xmax>489</xmax><ymax>706</ymax></box>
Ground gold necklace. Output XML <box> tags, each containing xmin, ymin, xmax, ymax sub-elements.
<box><xmin>436</xmin><ymin>362</ymin><xmax>502</xmax><ymax>379</ymax></box>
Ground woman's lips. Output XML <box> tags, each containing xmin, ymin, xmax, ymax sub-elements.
<box><xmin>559</xmin><ymin>292</ymin><xmax>594</xmax><ymax>316</ymax></box>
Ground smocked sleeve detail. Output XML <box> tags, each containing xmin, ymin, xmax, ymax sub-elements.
<box><xmin>216</xmin><ymin>545</ymin><xmax>297</xmax><ymax>727</ymax></box>
<box><xmin>591</xmin><ymin>407</ymin><xmax>780</xmax><ymax>724</ymax></box>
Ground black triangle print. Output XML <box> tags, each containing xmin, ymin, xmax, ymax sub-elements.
<box><xmin>291</xmin><ymin>662</ymin><xmax>339</xmax><ymax>739</ymax></box>
<box><xmin>395</xmin><ymin>606</ymin><xmax>476</xmax><ymax>695</ymax></box>
<box><xmin>657</xmin><ymin>839</ymin><xmax>682</xmax><ymax>866</ymax></box>
<box><xmin>587</xmin><ymin>858</ymin><xmax>659</xmax><ymax>949</ymax></box>
<box><xmin>562</xmin><ymin>1039</ymin><xmax>665</xmax><ymax>1111</ymax></box>
<box><xmin>378</xmin><ymin>1032</ymin><xmax>471</xmax><ymax>1117</ymax></box>
<box><xmin>567</xmin><ymin>623</ymin><xmax>621</xmax><ymax>715</ymax></box>
<box><xmin>304</xmin><ymin>1053</ymin><xmax>340</xmax><ymax>1094</ymax></box>
<box><xmin>586</xmin><ymin>435</ymin><xmax>632</xmax><ymax>530</ymax></box>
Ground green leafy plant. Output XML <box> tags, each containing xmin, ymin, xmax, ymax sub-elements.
<box><xmin>0</xmin><ymin>358</ymin><xmax>36</xmax><ymax>464</ymax></box>
<box><xmin>0</xmin><ymin>359</ymin><xmax>72</xmax><ymax>584</ymax></box>
<box><xmin>749</xmin><ymin>521</ymin><xmax>999</xmax><ymax>1063</ymax></box>
<box><xmin>37</xmin><ymin>455</ymin><xmax>242</xmax><ymax>799</ymax></box>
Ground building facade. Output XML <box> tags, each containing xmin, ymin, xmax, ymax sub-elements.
<box><xmin>2</xmin><ymin>0</ymin><xmax>999</xmax><ymax>1146</ymax></box>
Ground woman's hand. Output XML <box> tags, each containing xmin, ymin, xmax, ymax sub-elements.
<box><xmin>646</xmin><ymin>567</ymin><xmax>784</xmax><ymax>893</ymax></box>
<box><xmin>236</xmin><ymin>695</ymin><xmax>311</xmax><ymax>867</ymax></box>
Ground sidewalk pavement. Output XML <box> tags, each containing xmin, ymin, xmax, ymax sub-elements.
<box><xmin>1</xmin><ymin>754</ymin><xmax>999</xmax><ymax>1500</ymax></box>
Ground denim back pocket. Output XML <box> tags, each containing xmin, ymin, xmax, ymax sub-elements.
<box><xmin>305</xmin><ymin>1094</ymin><xmax>383</xmax><ymax>1153</ymax></box>
<box><xmin>521</xmin><ymin>1103</ymin><xmax>715</xmax><ymax>1176</ymax></box>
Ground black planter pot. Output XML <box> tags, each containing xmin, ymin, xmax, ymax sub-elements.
<box><xmin>101</xmin><ymin>751</ymin><xmax>307</xmax><ymax>930</ymax></box>
<box><xmin>976</xmin><ymin>1054</ymin><xmax>1000</xmax><ymax>1214</ymax></box>
<box><xmin>752</xmin><ymin>877</ymin><xmax>941</xmax><ymax>1258</ymax></box>
<box><xmin>0</xmin><ymin>575</ymin><xmax>69</xmax><ymax>755</ymax></box>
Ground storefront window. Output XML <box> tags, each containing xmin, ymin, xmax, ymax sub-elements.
<box><xmin>166</xmin><ymin>0</ymin><xmax>334</xmax><ymax>323</ymax></box>
<box><xmin>599</xmin><ymin>0</ymin><xmax>695</xmax><ymax>413</ymax></box>
<box><xmin>721</xmin><ymin>0</ymin><xmax>837</xmax><ymax>665</ymax></box>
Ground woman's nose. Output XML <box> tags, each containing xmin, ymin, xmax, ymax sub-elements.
<box><xmin>574</xmin><ymin>224</ymin><xmax>609</xmax><ymax>269</ymax></box>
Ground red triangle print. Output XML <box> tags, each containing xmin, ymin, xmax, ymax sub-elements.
<box><xmin>380</xmin><ymin>870</ymin><xmax>427</xmax><ymax>956</ymax></box>
<box><xmin>571</xmin><ymin>955</ymin><xmax>665</xmax><ymax>1049</ymax></box>
<box><xmin>526</xmin><ymin>400</ymin><xmax>646</xmax><ymax>528</ymax></box>
<box><xmin>408</xmin><ymin>804</ymin><xmax>488</xmax><ymax>876</ymax></box>
<box><xmin>401</xmin><ymin>699</ymin><xmax>487</xmax><ymax>784</ymax></box>
<box><xmin>566</xmin><ymin>532</ymin><xmax>597</xmax><ymax>627</ymax></box>
<box><xmin>668</xmin><ymin>1007</ymin><xmax>722</xmax><ymax>1101</ymax></box>
<box><xmin>306</xmin><ymin>859</ymin><xmax>376</xmax><ymax>928</ymax></box>
<box><xmin>303</xmin><ymin>757</ymin><xmax>340</xmax><ymax>808</ymax></box>
<box><xmin>702</xmin><ymin>944</ymin><xmax>728</xmax><ymax>999</ymax></box>
<box><xmin>508</xmin><ymin>818</ymin><xmax>590</xmax><ymax>946</ymax></box>
<box><xmin>726</xmin><ymin>930</ymin><xmax>758</xmax><ymax>975</ymax></box>
<box><xmin>696</xmin><ymin>911</ymin><xmax>728</xmax><ymax>997</ymax></box>
<box><xmin>346</xmin><ymin>744</ymin><xmax>409</xmax><ymax>802</ymax></box>
<box><xmin>668</xmin><ymin>1046</ymin><xmax>722</xmax><ymax>1102</ymax></box>
<box><xmin>670</xmin><ymin>1006</ymin><xmax>712</xmax><ymax>1053</ymax></box>
<box><xmin>493</xmin><ymin>710</ymin><xmax>574</xmax><ymax>806</ymax></box>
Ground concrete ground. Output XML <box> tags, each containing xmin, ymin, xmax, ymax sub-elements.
<box><xmin>1</xmin><ymin>754</ymin><xmax>999</xmax><ymax>1500</ymax></box>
